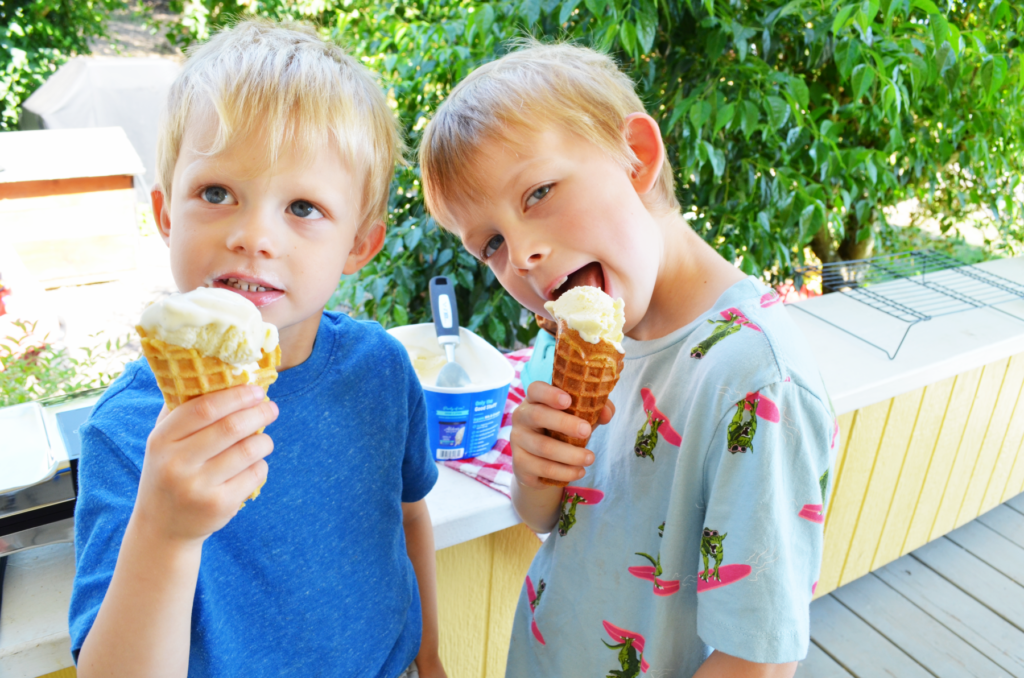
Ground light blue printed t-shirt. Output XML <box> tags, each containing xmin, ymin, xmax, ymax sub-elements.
<box><xmin>69</xmin><ymin>312</ymin><xmax>438</xmax><ymax>678</ymax></box>
<box><xmin>506</xmin><ymin>277</ymin><xmax>838</xmax><ymax>678</ymax></box>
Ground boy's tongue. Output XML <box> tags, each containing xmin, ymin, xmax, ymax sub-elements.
<box><xmin>561</xmin><ymin>262</ymin><xmax>604</xmax><ymax>298</ymax></box>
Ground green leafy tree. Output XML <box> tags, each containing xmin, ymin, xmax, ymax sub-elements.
<box><xmin>162</xmin><ymin>0</ymin><xmax>1023</xmax><ymax>346</ymax></box>
<box><xmin>1</xmin><ymin>0</ymin><xmax>128</xmax><ymax>130</ymax></box>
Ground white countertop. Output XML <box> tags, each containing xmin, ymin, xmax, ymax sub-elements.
<box><xmin>0</xmin><ymin>465</ymin><xmax>520</xmax><ymax>677</ymax></box>
<box><xmin>5</xmin><ymin>255</ymin><xmax>1024</xmax><ymax>677</ymax></box>
<box><xmin>788</xmin><ymin>257</ymin><xmax>1024</xmax><ymax>414</ymax></box>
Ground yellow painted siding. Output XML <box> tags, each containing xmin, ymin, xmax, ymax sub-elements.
<box><xmin>932</xmin><ymin>359</ymin><xmax>1007</xmax><ymax>536</ymax></box>
<box><xmin>815</xmin><ymin>353</ymin><xmax>1024</xmax><ymax>599</ymax></box>
<box><xmin>436</xmin><ymin>523</ymin><xmax>541</xmax><ymax>678</ymax></box>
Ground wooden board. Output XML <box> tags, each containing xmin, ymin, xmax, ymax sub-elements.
<box><xmin>831</xmin><ymin>573</ymin><xmax>1012</xmax><ymax>677</ymax></box>
<box><xmin>960</xmin><ymin>357</ymin><xmax>1024</xmax><ymax>525</ymax></box>
<box><xmin>1006</xmin><ymin>493</ymin><xmax>1024</xmax><ymax>514</ymax></box>
<box><xmin>1003</xmin><ymin>432</ymin><xmax>1024</xmax><ymax>504</ymax></box>
<box><xmin>876</xmin><ymin>554</ymin><xmax>1024</xmax><ymax>676</ymax></box>
<box><xmin>794</xmin><ymin>642</ymin><xmax>852</xmax><ymax>678</ymax></box>
<box><xmin>840</xmin><ymin>388</ymin><xmax>922</xmax><ymax>579</ymax></box>
<box><xmin>904</xmin><ymin>368</ymin><xmax>983</xmax><ymax>549</ymax></box>
<box><xmin>483</xmin><ymin>524</ymin><xmax>541</xmax><ymax>678</ymax></box>
<box><xmin>976</xmin><ymin>504</ymin><xmax>1024</xmax><ymax>551</ymax></box>
<box><xmin>876</xmin><ymin>377</ymin><xmax>956</xmax><ymax>564</ymax></box>
<box><xmin>819</xmin><ymin>410</ymin><xmax>859</xmax><ymax>596</ymax></box>
<box><xmin>0</xmin><ymin>174</ymin><xmax>132</xmax><ymax>200</ymax></box>
<box><xmin>809</xmin><ymin>594</ymin><xmax>932</xmax><ymax>677</ymax></box>
<box><xmin>933</xmin><ymin>360</ymin><xmax>1007</xmax><ymax>536</ymax></box>
<box><xmin>945</xmin><ymin>520</ymin><xmax>1024</xmax><ymax>586</ymax></box>
<box><xmin>911</xmin><ymin>537</ymin><xmax>1024</xmax><ymax>630</ymax></box>
<box><xmin>982</xmin><ymin>356</ymin><xmax>1024</xmax><ymax>511</ymax></box>
<box><xmin>822</xmin><ymin>401</ymin><xmax>889</xmax><ymax>591</ymax></box>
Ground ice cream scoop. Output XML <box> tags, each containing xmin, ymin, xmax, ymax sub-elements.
<box><xmin>543</xmin><ymin>286</ymin><xmax>625</xmax><ymax>352</ymax></box>
<box><xmin>139</xmin><ymin>287</ymin><xmax>279</xmax><ymax>376</ymax></box>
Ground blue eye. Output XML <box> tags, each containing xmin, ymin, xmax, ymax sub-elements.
<box><xmin>526</xmin><ymin>185</ymin><xmax>551</xmax><ymax>207</ymax></box>
<box><xmin>202</xmin><ymin>186</ymin><xmax>234</xmax><ymax>204</ymax></box>
<box><xmin>482</xmin><ymin>235</ymin><xmax>504</xmax><ymax>259</ymax></box>
<box><xmin>289</xmin><ymin>200</ymin><xmax>323</xmax><ymax>219</ymax></box>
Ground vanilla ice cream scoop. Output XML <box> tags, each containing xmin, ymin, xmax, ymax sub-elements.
<box><xmin>544</xmin><ymin>286</ymin><xmax>625</xmax><ymax>352</ymax></box>
<box><xmin>139</xmin><ymin>287</ymin><xmax>279</xmax><ymax>373</ymax></box>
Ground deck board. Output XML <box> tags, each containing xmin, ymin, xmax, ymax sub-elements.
<box><xmin>1006</xmin><ymin>493</ymin><xmax>1024</xmax><ymax>514</ymax></box>
<box><xmin>805</xmin><ymin>499</ymin><xmax>1024</xmax><ymax>677</ymax></box>
<box><xmin>976</xmin><ymin>504</ymin><xmax>1024</xmax><ymax>550</ymax></box>
<box><xmin>809</xmin><ymin>595</ymin><xmax>934</xmax><ymax>677</ymax></box>
<box><xmin>944</xmin><ymin>520</ymin><xmax>1024</xmax><ymax>586</ymax></box>
<box><xmin>831</xmin><ymin>573</ymin><xmax>1012</xmax><ymax>677</ymax></box>
<box><xmin>875</xmin><ymin>555</ymin><xmax>1024</xmax><ymax>677</ymax></box>
<box><xmin>912</xmin><ymin>537</ymin><xmax>1024</xmax><ymax>630</ymax></box>
<box><xmin>795</xmin><ymin>643</ymin><xmax>854</xmax><ymax>678</ymax></box>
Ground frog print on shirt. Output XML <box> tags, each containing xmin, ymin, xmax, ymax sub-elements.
<box><xmin>526</xmin><ymin>576</ymin><xmax>546</xmax><ymax>644</ymax></box>
<box><xmin>690</xmin><ymin>307</ymin><xmax>762</xmax><ymax>359</ymax></box>
<box><xmin>557</xmin><ymin>486</ymin><xmax>605</xmax><ymax>536</ymax></box>
<box><xmin>602</xmin><ymin>621</ymin><xmax>650</xmax><ymax>676</ymax></box>
<box><xmin>697</xmin><ymin>527</ymin><xmax>752</xmax><ymax>592</ymax></box>
<box><xmin>634</xmin><ymin>389</ymin><xmax>682</xmax><ymax>462</ymax></box>
<box><xmin>726</xmin><ymin>391</ymin><xmax>780</xmax><ymax>454</ymax></box>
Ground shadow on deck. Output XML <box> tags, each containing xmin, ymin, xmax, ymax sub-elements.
<box><xmin>798</xmin><ymin>493</ymin><xmax>1024</xmax><ymax>677</ymax></box>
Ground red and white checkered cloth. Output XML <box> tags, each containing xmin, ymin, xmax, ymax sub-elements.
<box><xmin>442</xmin><ymin>348</ymin><xmax>532</xmax><ymax>497</ymax></box>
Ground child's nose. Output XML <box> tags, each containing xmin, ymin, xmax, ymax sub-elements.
<box><xmin>508</xmin><ymin>242</ymin><xmax>547</xmax><ymax>276</ymax></box>
<box><xmin>226</xmin><ymin>210</ymin><xmax>277</xmax><ymax>257</ymax></box>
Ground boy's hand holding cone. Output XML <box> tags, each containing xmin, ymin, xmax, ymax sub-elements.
<box><xmin>137</xmin><ymin>288</ymin><xmax>280</xmax><ymax>506</ymax></box>
<box><xmin>538</xmin><ymin>286</ymin><xmax>625</xmax><ymax>487</ymax></box>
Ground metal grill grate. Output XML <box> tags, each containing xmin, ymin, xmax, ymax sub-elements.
<box><xmin>791</xmin><ymin>250</ymin><xmax>1024</xmax><ymax>359</ymax></box>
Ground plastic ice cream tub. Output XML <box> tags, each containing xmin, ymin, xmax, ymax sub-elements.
<box><xmin>387</xmin><ymin>323</ymin><xmax>514</xmax><ymax>461</ymax></box>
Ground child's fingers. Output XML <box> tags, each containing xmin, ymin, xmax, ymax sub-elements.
<box><xmin>596</xmin><ymin>400</ymin><xmax>616</xmax><ymax>426</ymax></box>
<box><xmin>513</xmin><ymin>399</ymin><xmax>591</xmax><ymax>442</ymax></box>
<box><xmin>183</xmin><ymin>398</ymin><xmax>279</xmax><ymax>464</ymax></box>
<box><xmin>160</xmin><ymin>385</ymin><xmax>267</xmax><ymax>442</ymax></box>
<box><xmin>219</xmin><ymin>456</ymin><xmax>269</xmax><ymax>508</ymax></box>
<box><xmin>203</xmin><ymin>432</ymin><xmax>275</xmax><ymax>487</ymax></box>
<box><xmin>512</xmin><ymin>425</ymin><xmax>593</xmax><ymax>468</ymax></box>
<box><xmin>525</xmin><ymin>381</ymin><xmax>572</xmax><ymax>410</ymax></box>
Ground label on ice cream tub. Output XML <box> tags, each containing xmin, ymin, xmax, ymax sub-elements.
<box><xmin>429</xmin><ymin>392</ymin><xmax>507</xmax><ymax>460</ymax></box>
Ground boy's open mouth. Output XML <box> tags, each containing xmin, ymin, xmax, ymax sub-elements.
<box><xmin>212</xmin><ymin>276</ymin><xmax>284</xmax><ymax>308</ymax></box>
<box><xmin>551</xmin><ymin>262</ymin><xmax>605</xmax><ymax>300</ymax></box>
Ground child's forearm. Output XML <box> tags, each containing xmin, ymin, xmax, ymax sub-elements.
<box><xmin>402</xmin><ymin>499</ymin><xmax>446</xmax><ymax>677</ymax></box>
<box><xmin>694</xmin><ymin>650</ymin><xmax>797</xmax><ymax>678</ymax></box>
<box><xmin>77</xmin><ymin>513</ymin><xmax>203</xmax><ymax>678</ymax></box>
<box><xmin>510</xmin><ymin>481</ymin><xmax>563</xmax><ymax>534</ymax></box>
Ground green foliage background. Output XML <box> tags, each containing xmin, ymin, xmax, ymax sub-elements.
<box><xmin>9</xmin><ymin>0</ymin><xmax>1021</xmax><ymax>348</ymax></box>
<box><xmin>1</xmin><ymin>0</ymin><xmax>127</xmax><ymax>130</ymax></box>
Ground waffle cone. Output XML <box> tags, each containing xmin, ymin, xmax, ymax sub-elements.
<box><xmin>540</xmin><ymin>319</ymin><xmax>624</xmax><ymax>487</ymax></box>
<box><xmin>136</xmin><ymin>326</ymin><xmax>280</xmax><ymax>503</ymax></box>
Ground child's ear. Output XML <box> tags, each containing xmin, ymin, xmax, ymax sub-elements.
<box><xmin>151</xmin><ymin>185</ymin><xmax>172</xmax><ymax>246</ymax></box>
<box><xmin>623</xmin><ymin>112</ymin><xmax>666</xmax><ymax>196</ymax></box>
<box><xmin>343</xmin><ymin>221</ymin><xmax>387</xmax><ymax>275</ymax></box>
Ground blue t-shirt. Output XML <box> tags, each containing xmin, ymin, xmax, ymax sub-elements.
<box><xmin>69</xmin><ymin>312</ymin><xmax>439</xmax><ymax>678</ymax></box>
<box><xmin>507</xmin><ymin>278</ymin><xmax>838</xmax><ymax>677</ymax></box>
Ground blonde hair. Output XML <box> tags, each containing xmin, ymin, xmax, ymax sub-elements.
<box><xmin>157</xmin><ymin>19</ymin><xmax>403</xmax><ymax>234</ymax></box>
<box><xmin>420</xmin><ymin>40</ymin><xmax>678</xmax><ymax>227</ymax></box>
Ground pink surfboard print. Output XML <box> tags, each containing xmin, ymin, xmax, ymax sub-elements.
<box><xmin>799</xmin><ymin>503</ymin><xmax>825</xmax><ymax>524</ymax></box>
<box><xmin>696</xmin><ymin>564</ymin><xmax>752</xmax><ymax>592</ymax></box>
<box><xmin>564</xmin><ymin>486</ymin><xmax>605</xmax><ymax>504</ymax></box>
<box><xmin>640</xmin><ymin>388</ymin><xmax>682</xmax><ymax>445</ymax></box>
<box><xmin>628</xmin><ymin>566</ymin><xmax>680</xmax><ymax>596</ymax></box>
<box><xmin>745</xmin><ymin>391</ymin><xmax>780</xmax><ymax>422</ymax></box>
<box><xmin>531</xmin><ymin>619</ymin><xmax>546</xmax><ymax>645</ymax></box>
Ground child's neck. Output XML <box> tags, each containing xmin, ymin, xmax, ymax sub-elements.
<box><xmin>276</xmin><ymin>309</ymin><xmax>324</xmax><ymax>371</ymax></box>
<box><xmin>627</xmin><ymin>212</ymin><xmax>747</xmax><ymax>342</ymax></box>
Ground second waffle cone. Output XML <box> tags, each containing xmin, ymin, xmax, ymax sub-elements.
<box><xmin>136</xmin><ymin>326</ymin><xmax>281</xmax><ymax>503</ymax></box>
<box><xmin>540</xmin><ymin>319</ymin><xmax>624</xmax><ymax>487</ymax></box>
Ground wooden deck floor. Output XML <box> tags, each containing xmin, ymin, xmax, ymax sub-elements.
<box><xmin>797</xmin><ymin>492</ymin><xmax>1024</xmax><ymax>677</ymax></box>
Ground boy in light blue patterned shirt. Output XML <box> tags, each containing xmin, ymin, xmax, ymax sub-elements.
<box><xmin>420</xmin><ymin>42</ymin><xmax>837</xmax><ymax>678</ymax></box>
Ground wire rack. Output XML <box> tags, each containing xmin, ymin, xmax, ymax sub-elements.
<box><xmin>791</xmin><ymin>250</ymin><xmax>1024</xmax><ymax>359</ymax></box>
